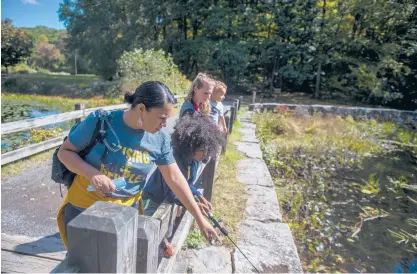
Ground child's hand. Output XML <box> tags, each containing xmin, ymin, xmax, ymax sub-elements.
<box><xmin>199</xmin><ymin>195</ymin><xmax>212</xmax><ymax>211</ymax></box>
<box><xmin>223</xmin><ymin>127</ymin><xmax>228</xmax><ymax>134</ymax></box>
<box><xmin>198</xmin><ymin>202</ymin><xmax>210</xmax><ymax>217</ymax></box>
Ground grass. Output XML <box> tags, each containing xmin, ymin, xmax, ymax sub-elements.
<box><xmin>2</xmin><ymin>93</ymin><xmax>123</xmax><ymax>112</ymax></box>
<box><xmin>184</xmin><ymin>116</ymin><xmax>246</xmax><ymax>249</ymax></box>
<box><xmin>4</xmin><ymin>73</ymin><xmax>99</xmax><ymax>83</ymax></box>
<box><xmin>1</xmin><ymin>149</ymin><xmax>55</xmax><ymax>178</ymax></box>
<box><xmin>252</xmin><ymin>111</ymin><xmax>399</xmax><ymax>157</ymax></box>
<box><xmin>211</xmin><ymin>121</ymin><xmax>246</xmax><ymax>244</ymax></box>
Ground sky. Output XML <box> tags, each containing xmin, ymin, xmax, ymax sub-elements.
<box><xmin>1</xmin><ymin>0</ymin><xmax>66</xmax><ymax>29</ymax></box>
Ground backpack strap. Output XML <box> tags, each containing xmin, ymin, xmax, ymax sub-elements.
<box><xmin>78</xmin><ymin>110</ymin><xmax>110</xmax><ymax>158</ymax></box>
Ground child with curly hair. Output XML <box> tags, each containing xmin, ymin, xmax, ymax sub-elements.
<box><xmin>142</xmin><ymin>113</ymin><xmax>226</xmax><ymax>256</ymax></box>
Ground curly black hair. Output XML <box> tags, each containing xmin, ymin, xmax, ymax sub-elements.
<box><xmin>171</xmin><ymin>113</ymin><xmax>227</xmax><ymax>162</ymax></box>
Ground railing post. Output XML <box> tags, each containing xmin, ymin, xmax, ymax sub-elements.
<box><xmin>201</xmin><ymin>157</ymin><xmax>217</xmax><ymax>202</ymax></box>
<box><xmin>252</xmin><ymin>90</ymin><xmax>257</xmax><ymax>104</ymax></box>
<box><xmin>229</xmin><ymin>106</ymin><xmax>236</xmax><ymax>134</ymax></box>
<box><xmin>136</xmin><ymin>216</ymin><xmax>160</xmax><ymax>273</ymax></box>
<box><xmin>66</xmin><ymin>202</ymin><xmax>138</xmax><ymax>273</ymax></box>
<box><xmin>234</xmin><ymin>99</ymin><xmax>240</xmax><ymax>112</ymax></box>
<box><xmin>74</xmin><ymin>103</ymin><xmax>85</xmax><ymax>123</ymax></box>
<box><xmin>225</xmin><ymin>114</ymin><xmax>231</xmax><ymax>137</ymax></box>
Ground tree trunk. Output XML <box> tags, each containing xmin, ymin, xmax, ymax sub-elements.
<box><xmin>314</xmin><ymin>0</ymin><xmax>327</xmax><ymax>99</ymax></box>
<box><xmin>314</xmin><ymin>57</ymin><xmax>322</xmax><ymax>99</ymax></box>
<box><xmin>163</xmin><ymin>24</ymin><xmax>166</xmax><ymax>40</ymax></box>
<box><xmin>183</xmin><ymin>16</ymin><xmax>187</xmax><ymax>40</ymax></box>
<box><xmin>269</xmin><ymin>56</ymin><xmax>278</xmax><ymax>94</ymax></box>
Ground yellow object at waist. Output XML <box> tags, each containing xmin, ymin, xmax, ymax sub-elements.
<box><xmin>57</xmin><ymin>175</ymin><xmax>143</xmax><ymax>248</ymax></box>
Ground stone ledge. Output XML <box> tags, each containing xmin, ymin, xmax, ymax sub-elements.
<box><xmin>235</xmin><ymin>142</ymin><xmax>263</xmax><ymax>159</ymax></box>
<box><xmin>235</xmin><ymin>220</ymin><xmax>303</xmax><ymax>273</ymax></box>
<box><xmin>236</xmin><ymin>159</ymin><xmax>274</xmax><ymax>187</ymax></box>
<box><xmin>244</xmin><ymin>185</ymin><xmax>282</xmax><ymax>223</ymax></box>
<box><xmin>235</xmin><ymin>111</ymin><xmax>302</xmax><ymax>273</ymax></box>
<box><xmin>175</xmin><ymin>246</ymin><xmax>232</xmax><ymax>273</ymax></box>
<box><xmin>238</xmin><ymin>126</ymin><xmax>259</xmax><ymax>144</ymax></box>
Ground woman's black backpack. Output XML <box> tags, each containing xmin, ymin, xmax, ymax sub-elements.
<box><xmin>51</xmin><ymin>110</ymin><xmax>110</xmax><ymax>193</ymax></box>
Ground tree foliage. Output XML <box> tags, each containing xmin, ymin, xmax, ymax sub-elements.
<box><xmin>1</xmin><ymin>19</ymin><xmax>34</xmax><ymax>73</ymax></box>
<box><xmin>118</xmin><ymin>48</ymin><xmax>190</xmax><ymax>94</ymax></box>
<box><xmin>57</xmin><ymin>0</ymin><xmax>417</xmax><ymax>109</ymax></box>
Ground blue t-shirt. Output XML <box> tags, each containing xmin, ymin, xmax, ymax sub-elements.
<box><xmin>210</xmin><ymin>101</ymin><xmax>224</xmax><ymax>124</ymax></box>
<box><xmin>68</xmin><ymin>110</ymin><xmax>175</xmax><ymax>198</ymax></box>
<box><xmin>143</xmin><ymin>157</ymin><xmax>201</xmax><ymax>205</ymax></box>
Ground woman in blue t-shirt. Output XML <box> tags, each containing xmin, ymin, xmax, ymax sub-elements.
<box><xmin>56</xmin><ymin>81</ymin><xmax>220</xmax><ymax>248</ymax></box>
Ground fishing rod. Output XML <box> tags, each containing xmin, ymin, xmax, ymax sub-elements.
<box><xmin>194</xmin><ymin>195</ymin><xmax>260</xmax><ymax>273</ymax></box>
<box><xmin>207</xmin><ymin>211</ymin><xmax>261</xmax><ymax>274</ymax></box>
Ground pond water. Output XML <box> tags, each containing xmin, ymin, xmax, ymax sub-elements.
<box><xmin>1</xmin><ymin>101</ymin><xmax>69</xmax><ymax>153</ymax></box>
<box><xmin>256</xmin><ymin>113</ymin><xmax>417</xmax><ymax>273</ymax></box>
<box><xmin>323</xmin><ymin>149</ymin><xmax>417</xmax><ymax>272</ymax></box>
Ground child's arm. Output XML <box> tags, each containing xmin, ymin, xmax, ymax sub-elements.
<box><xmin>220</xmin><ymin>115</ymin><xmax>228</xmax><ymax>133</ymax></box>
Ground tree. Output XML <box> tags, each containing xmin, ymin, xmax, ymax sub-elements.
<box><xmin>39</xmin><ymin>34</ymin><xmax>49</xmax><ymax>43</ymax></box>
<box><xmin>59</xmin><ymin>0</ymin><xmax>149</xmax><ymax>80</ymax></box>
<box><xmin>29</xmin><ymin>41</ymin><xmax>64</xmax><ymax>71</ymax></box>
<box><xmin>57</xmin><ymin>0</ymin><xmax>416</xmax><ymax>109</ymax></box>
<box><xmin>1</xmin><ymin>19</ymin><xmax>34</xmax><ymax>73</ymax></box>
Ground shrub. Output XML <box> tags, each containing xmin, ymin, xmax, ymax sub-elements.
<box><xmin>118</xmin><ymin>48</ymin><xmax>190</xmax><ymax>95</ymax></box>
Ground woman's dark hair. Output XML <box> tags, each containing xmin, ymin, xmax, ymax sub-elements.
<box><xmin>124</xmin><ymin>81</ymin><xmax>177</xmax><ymax>110</ymax></box>
<box><xmin>171</xmin><ymin>113</ymin><xmax>226</xmax><ymax>162</ymax></box>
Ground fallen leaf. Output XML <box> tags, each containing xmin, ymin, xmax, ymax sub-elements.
<box><xmin>335</xmin><ymin>256</ymin><xmax>345</xmax><ymax>263</ymax></box>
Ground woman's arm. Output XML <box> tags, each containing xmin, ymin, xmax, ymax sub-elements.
<box><xmin>58</xmin><ymin>139</ymin><xmax>115</xmax><ymax>194</ymax></box>
<box><xmin>159</xmin><ymin>163</ymin><xmax>220</xmax><ymax>241</ymax></box>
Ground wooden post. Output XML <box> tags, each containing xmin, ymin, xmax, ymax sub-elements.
<box><xmin>153</xmin><ymin>203</ymin><xmax>174</xmax><ymax>244</ymax></box>
<box><xmin>201</xmin><ymin>157</ymin><xmax>216</xmax><ymax>202</ymax></box>
<box><xmin>225</xmin><ymin>114</ymin><xmax>231</xmax><ymax>137</ymax></box>
<box><xmin>74</xmin><ymin>103</ymin><xmax>85</xmax><ymax>123</ymax></box>
<box><xmin>66</xmin><ymin>201</ymin><xmax>138</xmax><ymax>273</ymax></box>
<box><xmin>136</xmin><ymin>216</ymin><xmax>160</xmax><ymax>273</ymax></box>
<box><xmin>229</xmin><ymin>106</ymin><xmax>236</xmax><ymax>134</ymax></box>
<box><xmin>234</xmin><ymin>99</ymin><xmax>240</xmax><ymax>111</ymax></box>
<box><xmin>252</xmin><ymin>90</ymin><xmax>257</xmax><ymax>104</ymax></box>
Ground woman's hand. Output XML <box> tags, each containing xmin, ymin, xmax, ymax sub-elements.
<box><xmin>88</xmin><ymin>171</ymin><xmax>115</xmax><ymax>195</ymax></box>
<box><xmin>196</xmin><ymin>217</ymin><xmax>222</xmax><ymax>244</ymax></box>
